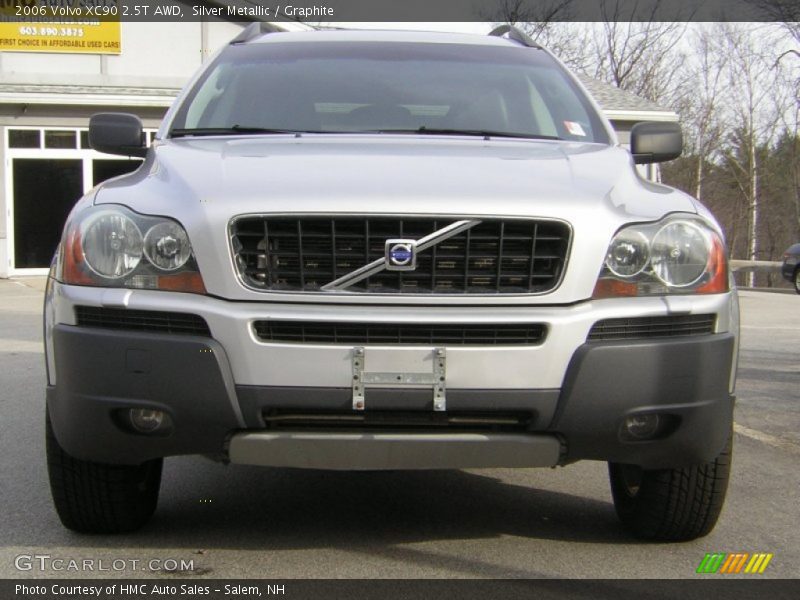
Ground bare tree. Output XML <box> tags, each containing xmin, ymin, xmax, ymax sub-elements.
<box><xmin>589</xmin><ymin>1</ymin><xmax>689</xmax><ymax>104</ymax></box>
<box><xmin>717</xmin><ymin>23</ymin><xmax>789</xmax><ymax>285</ymax></box>
<box><xmin>752</xmin><ymin>0</ymin><xmax>800</xmax><ymax>238</ymax></box>
<box><xmin>749</xmin><ymin>0</ymin><xmax>800</xmax><ymax>63</ymax></box>
<box><xmin>774</xmin><ymin>62</ymin><xmax>800</xmax><ymax>239</ymax></box>
<box><xmin>483</xmin><ymin>0</ymin><xmax>575</xmax><ymax>38</ymax></box>
<box><xmin>497</xmin><ymin>2</ymin><xmax>690</xmax><ymax>104</ymax></box>
<box><xmin>482</xmin><ymin>0</ymin><xmax>597</xmax><ymax>71</ymax></box>
<box><xmin>672</xmin><ymin>26</ymin><xmax>729</xmax><ymax>201</ymax></box>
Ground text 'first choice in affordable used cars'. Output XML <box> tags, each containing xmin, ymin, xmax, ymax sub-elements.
<box><xmin>44</xmin><ymin>25</ymin><xmax>739</xmax><ymax>541</ymax></box>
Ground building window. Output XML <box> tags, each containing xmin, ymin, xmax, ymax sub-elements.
<box><xmin>9</xmin><ymin>129</ymin><xmax>41</xmax><ymax>149</ymax></box>
<box><xmin>44</xmin><ymin>130</ymin><xmax>78</xmax><ymax>149</ymax></box>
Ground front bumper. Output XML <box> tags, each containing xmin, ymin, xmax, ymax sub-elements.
<box><xmin>47</xmin><ymin>282</ymin><xmax>737</xmax><ymax>390</ymax></box>
<box><xmin>46</xmin><ymin>280</ymin><xmax>737</xmax><ymax>470</ymax></box>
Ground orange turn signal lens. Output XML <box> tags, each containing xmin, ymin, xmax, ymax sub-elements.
<box><xmin>696</xmin><ymin>234</ymin><xmax>728</xmax><ymax>294</ymax></box>
<box><xmin>61</xmin><ymin>227</ymin><xmax>95</xmax><ymax>286</ymax></box>
<box><xmin>156</xmin><ymin>272</ymin><xmax>207</xmax><ymax>294</ymax></box>
<box><xmin>592</xmin><ymin>279</ymin><xmax>639</xmax><ymax>299</ymax></box>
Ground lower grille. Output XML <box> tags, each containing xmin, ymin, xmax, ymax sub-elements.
<box><xmin>263</xmin><ymin>410</ymin><xmax>534</xmax><ymax>432</ymax></box>
<box><xmin>75</xmin><ymin>306</ymin><xmax>211</xmax><ymax>336</ymax></box>
<box><xmin>588</xmin><ymin>315</ymin><xmax>716</xmax><ymax>341</ymax></box>
<box><xmin>253</xmin><ymin>320</ymin><xmax>546</xmax><ymax>345</ymax></box>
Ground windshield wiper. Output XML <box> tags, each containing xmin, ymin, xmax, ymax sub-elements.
<box><xmin>409</xmin><ymin>127</ymin><xmax>562</xmax><ymax>140</ymax></box>
<box><xmin>170</xmin><ymin>126</ymin><xmax>302</xmax><ymax>138</ymax></box>
<box><xmin>169</xmin><ymin>126</ymin><xmax>563</xmax><ymax>141</ymax></box>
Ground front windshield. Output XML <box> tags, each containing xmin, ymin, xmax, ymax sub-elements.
<box><xmin>170</xmin><ymin>41</ymin><xmax>610</xmax><ymax>143</ymax></box>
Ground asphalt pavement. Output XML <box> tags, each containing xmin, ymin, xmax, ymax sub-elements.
<box><xmin>0</xmin><ymin>278</ymin><xmax>797</xmax><ymax>579</ymax></box>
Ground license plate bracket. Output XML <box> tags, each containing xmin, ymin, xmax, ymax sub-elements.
<box><xmin>352</xmin><ymin>346</ymin><xmax>446</xmax><ymax>411</ymax></box>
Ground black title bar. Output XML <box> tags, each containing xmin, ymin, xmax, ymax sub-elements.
<box><xmin>0</xmin><ymin>0</ymin><xmax>795</xmax><ymax>22</ymax></box>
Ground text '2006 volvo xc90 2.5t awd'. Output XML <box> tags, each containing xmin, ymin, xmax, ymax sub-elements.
<box><xmin>44</xmin><ymin>24</ymin><xmax>739</xmax><ymax>540</ymax></box>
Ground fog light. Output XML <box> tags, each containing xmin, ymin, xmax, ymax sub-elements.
<box><xmin>624</xmin><ymin>414</ymin><xmax>660</xmax><ymax>440</ymax></box>
<box><xmin>129</xmin><ymin>408</ymin><xmax>167</xmax><ymax>433</ymax></box>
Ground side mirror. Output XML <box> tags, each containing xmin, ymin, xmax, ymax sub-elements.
<box><xmin>630</xmin><ymin>121</ymin><xmax>682</xmax><ymax>164</ymax></box>
<box><xmin>89</xmin><ymin>113</ymin><xmax>147</xmax><ymax>158</ymax></box>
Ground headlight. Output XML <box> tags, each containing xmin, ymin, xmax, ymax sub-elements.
<box><xmin>143</xmin><ymin>222</ymin><xmax>191</xmax><ymax>271</ymax></box>
<box><xmin>594</xmin><ymin>216</ymin><xmax>728</xmax><ymax>298</ymax></box>
<box><xmin>58</xmin><ymin>205</ymin><xmax>205</xmax><ymax>294</ymax></box>
<box><xmin>651</xmin><ymin>221</ymin><xmax>709</xmax><ymax>287</ymax></box>
<box><xmin>605</xmin><ymin>229</ymin><xmax>649</xmax><ymax>278</ymax></box>
<box><xmin>82</xmin><ymin>211</ymin><xmax>143</xmax><ymax>279</ymax></box>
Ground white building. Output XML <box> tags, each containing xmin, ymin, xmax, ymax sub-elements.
<box><xmin>0</xmin><ymin>21</ymin><xmax>677</xmax><ymax>277</ymax></box>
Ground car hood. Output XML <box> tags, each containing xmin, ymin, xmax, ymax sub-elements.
<box><xmin>93</xmin><ymin>135</ymin><xmax>700</xmax><ymax>303</ymax></box>
<box><xmin>95</xmin><ymin>135</ymin><xmax>696</xmax><ymax>219</ymax></box>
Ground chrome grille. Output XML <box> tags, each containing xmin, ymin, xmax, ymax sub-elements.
<box><xmin>231</xmin><ymin>217</ymin><xmax>570</xmax><ymax>294</ymax></box>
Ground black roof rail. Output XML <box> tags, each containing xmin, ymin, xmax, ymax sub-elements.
<box><xmin>488</xmin><ymin>25</ymin><xmax>541</xmax><ymax>49</ymax></box>
<box><xmin>230</xmin><ymin>21</ymin><xmax>284</xmax><ymax>45</ymax></box>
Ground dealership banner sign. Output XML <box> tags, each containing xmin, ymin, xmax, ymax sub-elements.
<box><xmin>0</xmin><ymin>0</ymin><xmax>121</xmax><ymax>54</ymax></box>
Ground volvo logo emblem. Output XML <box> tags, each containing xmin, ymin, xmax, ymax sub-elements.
<box><xmin>385</xmin><ymin>239</ymin><xmax>417</xmax><ymax>271</ymax></box>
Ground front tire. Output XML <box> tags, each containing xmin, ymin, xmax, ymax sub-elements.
<box><xmin>794</xmin><ymin>268</ymin><xmax>800</xmax><ymax>294</ymax></box>
<box><xmin>46</xmin><ymin>410</ymin><xmax>162</xmax><ymax>533</ymax></box>
<box><xmin>608</xmin><ymin>432</ymin><xmax>732</xmax><ymax>541</ymax></box>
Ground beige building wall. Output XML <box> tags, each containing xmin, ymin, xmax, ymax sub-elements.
<box><xmin>0</xmin><ymin>20</ymin><xmax>243</xmax><ymax>277</ymax></box>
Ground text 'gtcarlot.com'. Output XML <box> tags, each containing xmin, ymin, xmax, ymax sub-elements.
<box><xmin>14</xmin><ymin>554</ymin><xmax>194</xmax><ymax>572</ymax></box>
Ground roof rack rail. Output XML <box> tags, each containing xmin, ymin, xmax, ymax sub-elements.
<box><xmin>230</xmin><ymin>22</ymin><xmax>284</xmax><ymax>45</ymax></box>
<box><xmin>488</xmin><ymin>25</ymin><xmax>541</xmax><ymax>49</ymax></box>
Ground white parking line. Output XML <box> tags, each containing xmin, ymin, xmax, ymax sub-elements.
<box><xmin>734</xmin><ymin>423</ymin><xmax>800</xmax><ymax>454</ymax></box>
<box><xmin>740</xmin><ymin>325</ymin><xmax>800</xmax><ymax>331</ymax></box>
<box><xmin>0</xmin><ymin>340</ymin><xmax>43</xmax><ymax>353</ymax></box>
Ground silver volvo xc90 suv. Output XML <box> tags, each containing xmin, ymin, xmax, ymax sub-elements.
<box><xmin>44</xmin><ymin>25</ymin><xmax>738</xmax><ymax>540</ymax></box>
